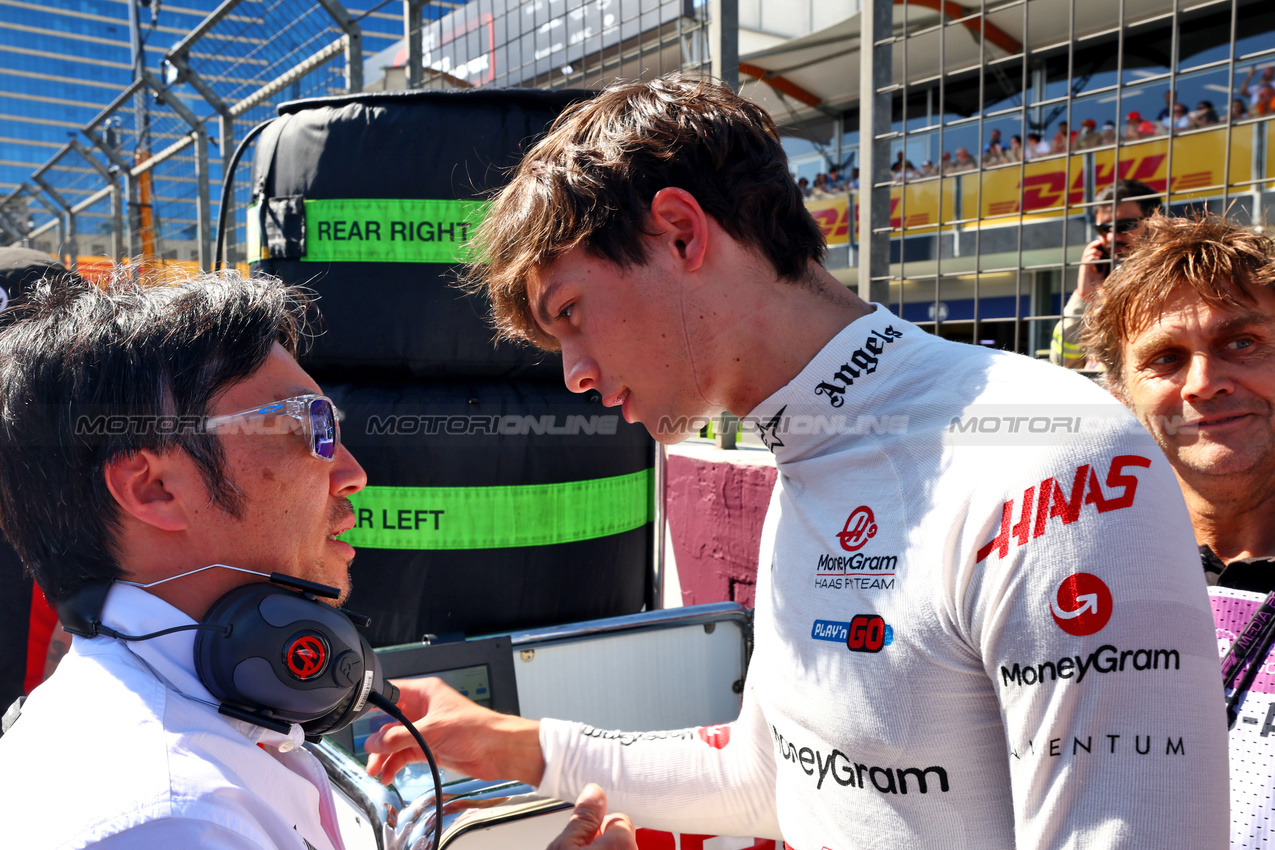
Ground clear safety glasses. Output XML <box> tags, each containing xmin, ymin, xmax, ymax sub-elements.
<box><xmin>204</xmin><ymin>394</ymin><xmax>340</xmax><ymax>462</ymax></box>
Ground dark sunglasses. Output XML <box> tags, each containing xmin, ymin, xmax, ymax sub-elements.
<box><xmin>205</xmin><ymin>394</ymin><xmax>341</xmax><ymax>461</ymax></box>
<box><xmin>1094</xmin><ymin>218</ymin><xmax>1141</xmax><ymax>235</ymax></box>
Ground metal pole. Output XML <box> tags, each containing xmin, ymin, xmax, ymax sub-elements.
<box><xmin>405</xmin><ymin>0</ymin><xmax>424</xmax><ymax>89</ymax></box>
<box><xmin>124</xmin><ymin>172</ymin><xmax>138</xmax><ymax>258</ymax></box>
<box><xmin>194</xmin><ymin>129</ymin><xmax>212</xmax><ymax>270</ymax></box>
<box><xmin>858</xmin><ymin>0</ymin><xmax>892</xmax><ymax>305</ymax></box>
<box><xmin>315</xmin><ymin>0</ymin><xmax>364</xmax><ymax>93</ymax></box>
<box><xmin>110</xmin><ymin>180</ymin><xmax>123</xmax><ymax>260</ymax></box>
<box><xmin>718</xmin><ymin>0</ymin><xmax>739</xmax><ymax>91</ymax></box>
<box><xmin>649</xmin><ymin>443</ymin><xmax>667</xmax><ymax>611</ymax></box>
<box><xmin>65</xmin><ymin>210</ymin><xmax>78</xmax><ymax>273</ymax></box>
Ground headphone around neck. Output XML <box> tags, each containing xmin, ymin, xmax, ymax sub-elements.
<box><xmin>56</xmin><ymin>570</ymin><xmax>398</xmax><ymax>737</ymax></box>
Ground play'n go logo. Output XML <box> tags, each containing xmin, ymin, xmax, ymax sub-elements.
<box><xmin>838</xmin><ymin>506</ymin><xmax>878</xmax><ymax>552</ymax></box>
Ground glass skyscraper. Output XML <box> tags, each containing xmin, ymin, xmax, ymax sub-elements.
<box><xmin>0</xmin><ymin>0</ymin><xmax>423</xmax><ymax>251</ymax></box>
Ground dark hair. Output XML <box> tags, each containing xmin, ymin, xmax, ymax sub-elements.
<box><xmin>467</xmin><ymin>74</ymin><xmax>827</xmax><ymax>350</ymax></box>
<box><xmin>1093</xmin><ymin>178</ymin><xmax>1161</xmax><ymax>218</ymax></box>
<box><xmin>1084</xmin><ymin>211</ymin><xmax>1275</xmax><ymax>387</ymax></box>
<box><xmin>0</xmin><ymin>268</ymin><xmax>311</xmax><ymax>604</ymax></box>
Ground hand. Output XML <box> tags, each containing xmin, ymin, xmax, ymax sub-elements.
<box><xmin>1076</xmin><ymin>238</ymin><xmax>1110</xmax><ymax>300</ymax></box>
<box><xmin>547</xmin><ymin>785</ymin><xmax>637</xmax><ymax>850</ymax></box>
<box><xmin>364</xmin><ymin>677</ymin><xmax>545</xmax><ymax>787</ymax></box>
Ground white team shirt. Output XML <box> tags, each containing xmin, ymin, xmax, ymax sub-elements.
<box><xmin>0</xmin><ymin>583</ymin><xmax>346</xmax><ymax>850</ymax></box>
<box><xmin>539</xmin><ymin>307</ymin><xmax>1229</xmax><ymax>849</ymax></box>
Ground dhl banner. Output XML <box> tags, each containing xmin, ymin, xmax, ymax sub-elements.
<box><xmin>807</xmin><ymin>121</ymin><xmax>1264</xmax><ymax>244</ymax></box>
<box><xmin>806</xmin><ymin>179</ymin><xmax>957</xmax><ymax>246</ymax></box>
<box><xmin>1268</xmin><ymin>120</ymin><xmax>1275</xmax><ymax>189</ymax></box>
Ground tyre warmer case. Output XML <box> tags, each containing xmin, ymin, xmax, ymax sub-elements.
<box><xmin>248</xmin><ymin>90</ymin><xmax>656</xmax><ymax>645</ymax></box>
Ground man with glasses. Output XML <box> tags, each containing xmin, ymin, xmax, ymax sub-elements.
<box><xmin>0</xmin><ymin>269</ymin><xmax>370</xmax><ymax>848</ymax></box>
<box><xmin>1050</xmin><ymin>179</ymin><xmax>1161</xmax><ymax>370</ymax></box>
<box><xmin>0</xmin><ymin>268</ymin><xmax>634</xmax><ymax>850</ymax></box>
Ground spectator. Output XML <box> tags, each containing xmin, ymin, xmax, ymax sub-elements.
<box><xmin>951</xmin><ymin>147</ymin><xmax>977</xmax><ymax>172</ymax></box>
<box><xmin>1231</xmin><ymin>98</ymin><xmax>1249</xmax><ymax>122</ymax></box>
<box><xmin>1192</xmin><ymin>101</ymin><xmax>1219</xmax><ymax>127</ymax></box>
<box><xmin>1024</xmin><ymin>132</ymin><xmax>1049</xmax><ymax>159</ymax></box>
<box><xmin>1050</xmin><ymin>178</ymin><xmax>1160</xmax><ymax>370</ymax></box>
<box><xmin>1240</xmin><ymin>65</ymin><xmax>1275</xmax><ymax>112</ymax></box>
<box><xmin>1255</xmin><ymin>83</ymin><xmax>1275</xmax><ymax>117</ymax></box>
<box><xmin>810</xmin><ymin>173</ymin><xmax>831</xmax><ymax>198</ymax></box>
<box><xmin>939</xmin><ymin>150</ymin><xmax>953</xmax><ymax>173</ymax></box>
<box><xmin>983</xmin><ymin>128</ymin><xmax>1003</xmax><ymax>157</ymax></box>
<box><xmin>796</xmin><ymin>176</ymin><xmax>811</xmax><ymax>198</ymax></box>
<box><xmin>1007</xmin><ymin>134</ymin><xmax>1024</xmax><ymax>161</ymax></box>
<box><xmin>982</xmin><ymin>143</ymin><xmax>1005</xmax><ymax>167</ymax></box>
<box><xmin>1124</xmin><ymin>111</ymin><xmax>1145</xmax><ymax>140</ymax></box>
<box><xmin>1083</xmin><ymin>212</ymin><xmax>1275</xmax><ymax>848</ymax></box>
<box><xmin>1101</xmin><ymin>120</ymin><xmax>1117</xmax><ymax>145</ymax></box>
<box><xmin>827</xmin><ymin>166</ymin><xmax>846</xmax><ymax>192</ymax></box>
<box><xmin>1075</xmin><ymin>119</ymin><xmax>1099</xmax><ymax>149</ymax></box>
<box><xmin>1166</xmin><ymin>101</ymin><xmax>1193</xmax><ymax>131</ymax></box>
<box><xmin>849</xmin><ymin>167</ymin><xmax>860</xmax><ymax>190</ymax></box>
<box><xmin>918</xmin><ymin>160</ymin><xmax>936</xmax><ymax>177</ymax></box>
<box><xmin>1051</xmin><ymin>121</ymin><xmax>1070</xmax><ymax>153</ymax></box>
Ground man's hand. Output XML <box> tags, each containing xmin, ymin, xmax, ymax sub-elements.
<box><xmin>1076</xmin><ymin>238</ymin><xmax>1110</xmax><ymax>300</ymax></box>
<box><xmin>364</xmin><ymin>677</ymin><xmax>546</xmax><ymax>786</ymax></box>
<box><xmin>547</xmin><ymin>785</ymin><xmax>637</xmax><ymax>850</ymax></box>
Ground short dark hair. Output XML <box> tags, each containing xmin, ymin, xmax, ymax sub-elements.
<box><xmin>1094</xmin><ymin>179</ymin><xmax>1161</xmax><ymax>218</ymax></box>
<box><xmin>468</xmin><ymin>74</ymin><xmax>827</xmax><ymax>350</ymax></box>
<box><xmin>1084</xmin><ymin>211</ymin><xmax>1275</xmax><ymax>388</ymax></box>
<box><xmin>0</xmin><ymin>268</ymin><xmax>311</xmax><ymax>604</ymax></box>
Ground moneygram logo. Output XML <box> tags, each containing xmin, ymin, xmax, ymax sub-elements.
<box><xmin>837</xmin><ymin>506</ymin><xmax>878</xmax><ymax>552</ymax></box>
<box><xmin>812</xmin><ymin>616</ymin><xmax>895</xmax><ymax>652</ymax></box>
<box><xmin>1050</xmin><ymin>573</ymin><xmax>1112</xmax><ymax>636</ymax></box>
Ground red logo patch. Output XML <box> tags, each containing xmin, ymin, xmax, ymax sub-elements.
<box><xmin>696</xmin><ymin>724</ymin><xmax>732</xmax><ymax>749</ymax></box>
<box><xmin>837</xmin><ymin>506</ymin><xmax>878</xmax><ymax>552</ymax></box>
<box><xmin>976</xmin><ymin>455</ymin><xmax>1151</xmax><ymax>564</ymax></box>
<box><xmin>1050</xmin><ymin>573</ymin><xmax>1113</xmax><ymax>636</ymax></box>
<box><xmin>285</xmin><ymin>633</ymin><xmax>328</xmax><ymax>680</ymax></box>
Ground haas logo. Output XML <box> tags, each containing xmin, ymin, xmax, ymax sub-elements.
<box><xmin>838</xmin><ymin>506</ymin><xmax>878</xmax><ymax>552</ymax></box>
<box><xmin>1050</xmin><ymin>573</ymin><xmax>1113</xmax><ymax>636</ymax></box>
<box><xmin>284</xmin><ymin>632</ymin><xmax>329</xmax><ymax>680</ymax></box>
<box><xmin>696</xmin><ymin>724</ymin><xmax>732</xmax><ymax>749</ymax></box>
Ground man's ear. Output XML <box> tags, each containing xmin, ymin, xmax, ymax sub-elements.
<box><xmin>648</xmin><ymin>187</ymin><xmax>710</xmax><ymax>272</ymax></box>
<box><xmin>103</xmin><ymin>449</ymin><xmax>195</xmax><ymax>533</ymax></box>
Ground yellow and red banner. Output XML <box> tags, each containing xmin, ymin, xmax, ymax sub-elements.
<box><xmin>806</xmin><ymin>120</ymin><xmax>1267</xmax><ymax>244</ymax></box>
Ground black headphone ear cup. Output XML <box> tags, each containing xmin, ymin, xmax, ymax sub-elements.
<box><xmin>194</xmin><ymin>583</ymin><xmax>372</xmax><ymax>730</ymax></box>
<box><xmin>301</xmin><ymin>633</ymin><xmax>390</xmax><ymax>737</ymax></box>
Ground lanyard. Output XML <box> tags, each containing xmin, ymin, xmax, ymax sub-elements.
<box><xmin>1222</xmin><ymin>589</ymin><xmax>1275</xmax><ymax>730</ymax></box>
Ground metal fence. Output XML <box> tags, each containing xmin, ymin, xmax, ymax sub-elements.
<box><xmin>0</xmin><ymin>0</ymin><xmax>719</xmax><ymax>280</ymax></box>
<box><xmin>844</xmin><ymin>0</ymin><xmax>1275</xmax><ymax>356</ymax></box>
<box><xmin>10</xmin><ymin>0</ymin><xmax>1269</xmax><ymax>361</ymax></box>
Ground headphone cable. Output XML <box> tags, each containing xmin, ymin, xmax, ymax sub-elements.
<box><xmin>367</xmin><ymin>690</ymin><xmax>445</xmax><ymax>850</ymax></box>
